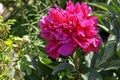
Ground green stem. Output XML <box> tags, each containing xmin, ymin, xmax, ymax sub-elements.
<box><xmin>73</xmin><ymin>47</ymin><xmax>81</xmax><ymax>80</ymax></box>
<box><xmin>74</xmin><ymin>48</ymin><xmax>79</xmax><ymax>70</ymax></box>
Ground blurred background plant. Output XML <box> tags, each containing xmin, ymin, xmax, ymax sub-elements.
<box><xmin>0</xmin><ymin>15</ymin><xmax>26</xmax><ymax>80</ymax></box>
<box><xmin>0</xmin><ymin>0</ymin><xmax>120</xmax><ymax>80</ymax></box>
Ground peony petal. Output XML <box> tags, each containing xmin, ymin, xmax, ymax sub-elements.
<box><xmin>84</xmin><ymin>44</ymin><xmax>97</xmax><ymax>52</ymax></box>
<box><xmin>58</xmin><ymin>41</ymin><xmax>76</xmax><ymax>56</ymax></box>
<box><xmin>81</xmin><ymin>2</ymin><xmax>92</xmax><ymax>17</ymax></box>
<box><xmin>74</xmin><ymin>2</ymin><xmax>81</xmax><ymax>13</ymax></box>
<box><xmin>48</xmin><ymin>50</ymin><xmax>59</xmax><ymax>59</ymax></box>
<box><xmin>45</xmin><ymin>41</ymin><xmax>61</xmax><ymax>53</ymax></box>
<box><xmin>72</xmin><ymin>36</ymin><xmax>89</xmax><ymax>48</ymax></box>
<box><xmin>84</xmin><ymin>37</ymin><xmax>102</xmax><ymax>52</ymax></box>
<box><xmin>66</xmin><ymin>0</ymin><xmax>75</xmax><ymax>11</ymax></box>
<box><xmin>40</xmin><ymin>31</ymin><xmax>55</xmax><ymax>40</ymax></box>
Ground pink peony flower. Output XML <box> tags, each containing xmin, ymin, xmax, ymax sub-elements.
<box><xmin>38</xmin><ymin>1</ymin><xmax>102</xmax><ymax>59</ymax></box>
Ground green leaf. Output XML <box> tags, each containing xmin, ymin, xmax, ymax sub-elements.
<box><xmin>111</xmin><ymin>0</ymin><xmax>120</xmax><ymax>13</ymax></box>
<box><xmin>6</xmin><ymin>19</ymin><xmax>16</xmax><ymax>25</ymax></box>
<box><xmin>88</xmin><ymin>2</ymin><xmax>109</xmax><ymax>11</ymax></box>
<box><xmin>85</xmin><ymin>52</ymin><xmax>94</xmax><ymax>67</ymax></box>
<box><xmin>4</xmin><ymin>39</ymin><xmax>12</xmax><ymax>46</ymax></box>
<box><xmin>93</xmin><ymin>41</ymin><xmax>117</xmax><ymax>68</ymax></box>
<box><xmin>88</xmin><ymin>69</ymin><xmax>103</xmax><ymax>80</ymax></box>
<box><xmin>111</xmin><ymin>18</ymin><xmax>120</xmax><ymax>58</ymax></box>
<box><xmin>89</xmin><ymin>2</ymin><xmax>119</xmax><ymax>16</ymax></box>
<box><xmin>107</xmin><ymin>34</ymin><xmax>116</xmax><ymax>41</ymax></box>
<box><xmin>26</xmin><ymin>67</ymin><xmax>32</xmax><ymax>75</ymax></box>
<box><xmin>46</xmin><ymin>74</ymin><xmax>59</xmax><ymax>80</ymax></box>
<box><xmin>24</xmin><ymin>55</ymin><xmax>31</xmax><ymax>61</ymax></box>
<box><xmin>40</xmin><ymin>58</ymin><xmax>52</xmax><ymax>64</ymax></box>
<box><xmin>103</xmin><ymin>77</ymin><xmax>117</xmax><ymax>80</ymax></box>
<box><xmin>98</xmin><ymin>24</ymin><xmax>109</xmax><ymax>33</ymax></box>
<box><xmin>20</xmin><ymin>61</ymin><xmax>26</xmax><ymax>71</ymax></box>
<box><xmin>0</xmin><ymin>16</ymin><xmax>3</xmax><ymax>23</ymax></box>
<box><xmin>99</xmin><ymin>60</ymin><xmax>120</xmax><ymax>70</ymax></box>
<box><xmin>112</xmin><ymin>0</ymin><xmax>120</xmax><ymax>7</ymax></box>
<box><xmin>81</xmin><ymin>69</ymin><xmax>103</xmax><ymax>80</ymax></box>
<box><xmin>111</xmin><ymin>17</ymin><xmax>120</xmax><ymax>35</ymax></box>
<box><xmin>52</xmin><ymin>63</ymin><xmax>74</xmax><ymax>75</ymax></box>
<box><xmin>37</xmin><ymin>61</ymin><xmax>52</xmax><ymax>76</ymax></box>
<box><xmin>117</xmin><ymin>49</ymin><xmax>120</xmax><ymax>58</ymax></box>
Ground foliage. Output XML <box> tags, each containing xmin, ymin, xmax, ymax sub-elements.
<box><xmin>0</xmin><ymin>0</ymin><xmax>120</xmax><ymax>80</ymax></box>
<box><xmin>0</xmin><ymin>16</ymin><xmax>25</xmax><ymax>80</ymax></box>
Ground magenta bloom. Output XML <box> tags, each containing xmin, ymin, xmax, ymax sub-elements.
<box><xmin>38</xmin><ymin>1</ymin><xmax>102</xmax><ymax>59</ymax></box>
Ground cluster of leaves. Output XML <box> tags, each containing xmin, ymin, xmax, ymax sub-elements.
<box><xmin>0</xmin><ymin>16</ymin><xmax>25</xmax><ymax>80</ymax></box>
<box><xmin>86</xmin><ymin>0</ymin><xmax>120</xmax><ymax>79</ymax></box>
<box><xmin>0</xmin><ymin>0</ymin><xmax>53</xmax><ymax>80</ymax></box>
<box><xmin>1</xmin><ymin>0</ymin><xmax>120</xmax><ymax>80</ymax></box>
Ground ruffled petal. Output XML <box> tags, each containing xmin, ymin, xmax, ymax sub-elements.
<box><xmin>48</xmin><ymin>50</ymin><xmax>59</xmax><ymax>59</ymax></box>
<box><xmin>58</xmin><ymin>41</ymin><xmax>76</xmax><ymax>56</ymax></box>
<box><xmin>72</xmin><ymin>36</ymin><xmax>89</xmax><ymax>48</ymax></box>
<box><xmin>45</xmin><ymin>41</ymin><xmax>60</xmax><ymax>53</ymax></box>
<box><xmin>84</xmin><ymin>36</ymin><xmax>102</xmax><ymax>52</ymax></box>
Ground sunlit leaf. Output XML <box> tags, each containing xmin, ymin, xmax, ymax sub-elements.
<box><xmin>89</xmin><ymin>2</ymin><xmax>109</xmax><ymax>11</ymax></box>
<box><xmin>4</xmin><ymin>39</ymin><xmax>12</xmax><ymax>49</ymax></box>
